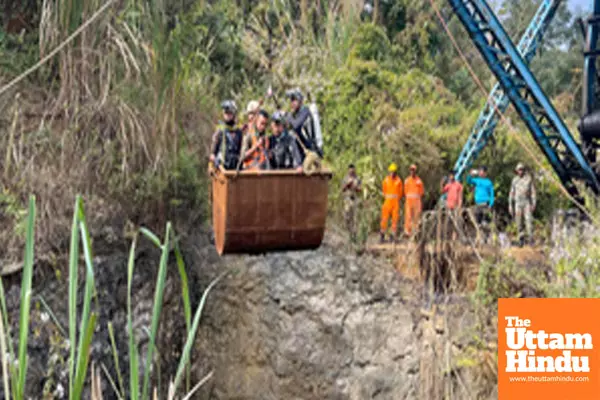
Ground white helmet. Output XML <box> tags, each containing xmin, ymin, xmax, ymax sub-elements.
<box><xmin>246</xmin><ymin>100</ymin><xmax>260</xmax><ymax>114</ymax></box>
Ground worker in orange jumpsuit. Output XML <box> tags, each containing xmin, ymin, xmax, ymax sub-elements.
<box><xmin>404</xmin><ymin>164</ymin><xmax>425</xmax><ymax>237</ymax></box>
<box><xmin>380</xmin><ymin>163</ymin><xmax>403</xmax><ymax>243</ymax></box>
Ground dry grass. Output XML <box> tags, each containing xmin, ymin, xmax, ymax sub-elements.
<box><xmin>0</xmin><ymin>0</ymin><xmax>214</xmax><ymax>262</ymax></box>
<box><xmin>415</xmin><ymin>207</ymin><xmax>500</xmax><ymax>295</ymax></box>
<box><xmin>412</xmin><ymin>206</ymin><xmax>555</xmax><ymax>399</ymax></box>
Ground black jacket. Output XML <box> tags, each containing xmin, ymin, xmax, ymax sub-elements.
<box><xmin>287</xmin><ymin>106</ymin><xmax>322</xmax><ymax>157</ymax></box>
<box><xmin>211</xmin><ymin>121</ymin><xmax>243</xmax><ymax>170</ymax></box>
<box><xmin>268</xmin><ymin>131</ymin><xmax>303</xmax><ymax>169</ymax></box>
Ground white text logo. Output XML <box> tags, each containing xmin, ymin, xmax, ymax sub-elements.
<box><xmin>504</xmin><ymin>316</ymin><xmax>592</xmax><ymax>373</ymax></box>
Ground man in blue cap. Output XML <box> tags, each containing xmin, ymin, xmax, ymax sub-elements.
<box><xmin>466</xmin><ymin>166</ymin><xmax>495</xmax><ymax>237</ymax></box>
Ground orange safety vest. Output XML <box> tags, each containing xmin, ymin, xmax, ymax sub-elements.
<box><xmin>404</xmin><ymin>176</ymin><xmax>424</xmax><ymax>199</ymax></box>
<box><xmin>382</xmin><ymin>175</ymin><xmax>403</xmax><ymax>200</ymax></box>
<box><xmin>244</xmin><ymin>133</ymin><xmax>268</xmax><ymax>169</ymax></box>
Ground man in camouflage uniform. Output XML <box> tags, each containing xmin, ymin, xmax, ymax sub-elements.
<box><xmin>509</xmin><ymin>162</ymin><xmax>537</xmax><ymax>246</ymax></box>
<box><xmin>209</xmin><ymin>100</ymin><xmax>243</xmax><ymax>171</ymax></box>
<box><xmin>341</xmin><ymin>164</ymin><xmax>362</xmax><ymax>241</ymax></box>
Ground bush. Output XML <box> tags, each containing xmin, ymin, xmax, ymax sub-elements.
<box><xmin>321</xmin><ymin>59</ymin><xmax>467</xmax><ymax>217</ymax></box>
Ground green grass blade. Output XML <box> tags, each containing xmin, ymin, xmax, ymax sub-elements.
<box><xmin>173</xmin><ymin>240</ymin><xmax>191</xmax><ymax>391</ymax></box>
<box><xmin>0</xmin><ymin>300</ymin><xmax>11</xmax><ymax>398</ymax></box>
<box><xmin>72</xmin><ymin>200</ymin><xmax>97</xmax><ymax>398</ymax></box>
<box><xmin>172</xmin><ymin>271</ymin><xmax>226</xmax><ymax>395</ymax></box>
<box><xmin>141</xmin><ymin>223</ymin><xmax>171</xmax><ymax>400</ymax></box>
<box><xmin>127</xmin><ymin>236</ymin><xmax>140</xmax><ymax>400</ymax></box>
<box><xmin>173</xmin><ymin>240</ymin><xmax>191</xmax><ymax>330</ymax></box>
<box><xmin>16</xmin><ymin>195</ymin><xmax>36</xmax><ymax>399</ymax></box>
<box><xmin>108</xmin><ymin>322</ymin><xmax>126</xmax><ymax>397</ymax></box>
<box><xmin>140</xmin><ymin>227</ymin><xmax>162</xmax><ymax>248</ymax></box>
<box><xmin>68</xmin><ymin>196</ymin><xmax>81</xmax><ymax>400</ymax></box>
<box><xmin>140</xmin><ymin>326</ymin><xmax>162</xmax><ymax>398</ymax></box>
<box><xmin>0</xmin><ymin>277</ymin><xmax>17</xmax><ymax>398</ymax></box>
<box><xmin>72</xmin><ymin>313</ymin><xmax>97</xmax><ymax>400</ymax></box>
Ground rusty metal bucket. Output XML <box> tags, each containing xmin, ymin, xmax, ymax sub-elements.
<box><xmin>211</xmin><ymin>167</ymin><xmax>333</xmax><ymax>255</ymax></box>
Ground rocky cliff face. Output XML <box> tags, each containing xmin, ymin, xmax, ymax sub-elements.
<box><xmin>189</xmin><ymin>232</ymin><xmax>422</xmax><ymax>400</ymax></box>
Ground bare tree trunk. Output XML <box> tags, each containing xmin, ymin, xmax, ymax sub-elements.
<box><xmin>373</xmin><ymin>0</ymin><xmax>380</xmax><ymax>24</ymax></box>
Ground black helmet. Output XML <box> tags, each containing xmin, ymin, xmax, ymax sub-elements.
<box><xmin>285</xmin><ymin>88</ymin><xmax>303</xmax><ymax>101</ymax></box>
<box><xmin>220</xmin><ymin>100</ymin><xmax>237</xmax><ymax>113</ymax></box>
<box><xmin>272</xmin><ymin>110</ymin><xmax>287</xmax><ymax>123</ymax></box>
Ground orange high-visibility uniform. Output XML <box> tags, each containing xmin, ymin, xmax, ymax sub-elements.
<box><xmin>380</xmin><ymin>175</ymin><xmax>403</xmax><ymax>233</ymax></box>
<box><xmin>243</xmin><ymin>133</ymin><xmax>268</xmax><ymax>170</ymax></box>
<box><xmin>404</xmin><ymin>175</ymin><xmax>425</xmax><ymax>235</ymax></box>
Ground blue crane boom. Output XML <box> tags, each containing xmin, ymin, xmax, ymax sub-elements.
<box><xmin>447</xmin><ymin>0</ymin><xmax>600</xmax><ymax>199</ymax></box>
<box><xmin>452</xmin><ymin>0</ymin><xmax>562</xmax><ymax>183</ymax></box>
<box><xmin>579</xmin><ymin>1</ymin><xmax>600</xmax><ymax>167</ymax></box>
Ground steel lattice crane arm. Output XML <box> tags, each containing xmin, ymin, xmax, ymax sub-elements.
<box><xmin>447</xmin><ymin>0</ymin><xmax>600</xmax><ymax>198</ymax></box>
<box><xmin>452</xmin><ymin>0</ymin><xmax>562</xmax><ymax>183</ymax></box>
<box><xmin>579</xmin><ymin>1</ymin><xmax>600</xmax><ymax>167</ymax></box>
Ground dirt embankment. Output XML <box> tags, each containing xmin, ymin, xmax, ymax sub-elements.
<box><xmin>3</xmin><ymin>227</ymin><xmax>503</xmax><ymax>399</ymax></box>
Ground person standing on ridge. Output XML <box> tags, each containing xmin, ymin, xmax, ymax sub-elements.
<box><xmin>441</xmin><ymin>170</ymin><xmax>463</xmax><ymax>211</ymax></box>
<box><xmin>466</xmin><ymin>166</ymin><xmax>495</xmax><ymax>240</ymax></box>
<box><xmin>404</xmin><ymin>164</ymin><xmax>425</xmax><ymax>237</ymax></box>
<box><xmin>441</xmin><ymin>170</ymin><xmax>463</xmax><ymax>240</ymax></box>
<box><xmin>209</xmin><ymin>100</ymin><xmax>243</xmax><ymax>171</ymax></box>
<box><xmin>509</xmin><ymin>162</ymin><xmax>537</xmax><ymax>247</ymax></box>
<box><xmin>380</xmin><ymin>163</ymin><xmax>403</xmax><ymax>243</ymax></box>
<box><xmin>342</xmin><ymin>164</ymin><xmax>362</xmax><ymax>241</ymax></box>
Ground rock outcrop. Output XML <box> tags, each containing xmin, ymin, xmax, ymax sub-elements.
<box><xmin>190</xmin><ymin>233</ymin><xmax>421</xmax><ymax>399</ymax></box>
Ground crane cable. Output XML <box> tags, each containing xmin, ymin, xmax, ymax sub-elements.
<box><xmin>426</xmin><ymin>0</ymin><xmax>598</xmax><ymax>224</ymax></box>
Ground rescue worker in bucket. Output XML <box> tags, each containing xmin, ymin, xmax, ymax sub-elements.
<box><xmin>267</xmin><ymin>110</ymin><xmax>303</xmax><ymax>171</ymax></box>
<box><xmin>285</xmin><ymin>88</ymin><xmax>322</xmax><ymax>159</ymax></box>
<box><xmin>209</xmin><ymin>100</ymin><xmax>243</xmax><ymax>172</ymax></box>
<box><xmin>242</xmin><ymin>109</ymin><xmax>270</xmax><ymax>170</ymax></box>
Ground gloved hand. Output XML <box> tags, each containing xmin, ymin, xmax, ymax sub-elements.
<box><xmin>208</xmin><ymin>161</ymin><xmax>215</xmax><ymax>176</ymax></box>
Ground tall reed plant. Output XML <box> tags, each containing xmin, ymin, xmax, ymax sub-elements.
<box><xmin>0</xmin><ymin>195</ymin><xmax>223</xmax><ymax>399</ymax></box>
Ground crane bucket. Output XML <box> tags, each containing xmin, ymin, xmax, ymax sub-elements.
<box><xmin>211</xmin><ymin>167</ymin><xmax>333</xmax><ymax>255</ymax></box>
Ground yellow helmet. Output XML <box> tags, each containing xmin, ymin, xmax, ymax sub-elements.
<box><xmin>388</xmin><ymin>163</ymin><xmax>398</xmax><ymax>173</ymax></box>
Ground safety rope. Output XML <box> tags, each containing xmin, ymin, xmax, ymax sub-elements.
<box><xmin>426</xmin><ymin>0</ymin><xmax>598</xmax><ymax>224</ymax></box>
